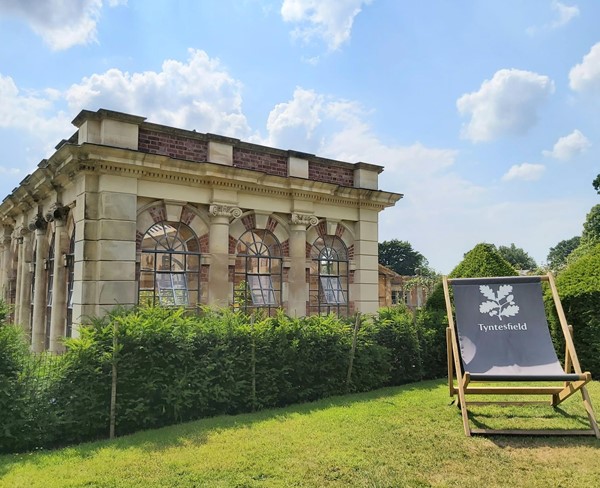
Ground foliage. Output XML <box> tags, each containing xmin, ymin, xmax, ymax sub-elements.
<box><xmin>593</xmin><ymin>173</ymin><xmax>599</xmax><ymax>194</ymax></box>
<box><xmin>2</xmin><ymin>306</ymin><xmax>438</xmax><ymax>453</ymax></box>
<box><xmin>581</xmin><ymin>204</ymin><xmax>600</xmax><ymax>245</ymax></box>
<box><xmin>378</xmin><ymin>239</ymin><xmax>428</xmax><ymax>275</ymax></box>
<box><xmin>546</xmin><ymin>236</ymin><xmax>580</xmax><ymax>271</ymax></box>
<box><xmin>373</xmin><ymin>306</ymin><xmax>422</xmax><ymax>384</ymax></box>
<box><xmin>548</xmin><ymin>243</ymin><xmax>600</xmax><ymax>377</ymax></box>
<box><xmin>496</xmin><ymin>243</ymin><xmax>537</xmax><ymax>270</ymax></box>
<box><xmin>425</xmin><ymin>243</ymin><xmax>517</xmax><ymax>310</ymax></box>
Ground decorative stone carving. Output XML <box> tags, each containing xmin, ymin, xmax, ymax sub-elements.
<box><xmin>290</xmin><ymin>213</ymin><xmax>318</xmax><ymax>227</ymax></box>
<box><xmin>28</xmin><ymin>214</ymin><xmax>47</xmax><ymax>232</ymax></box>
<box><xmin>45</xmin><ymin>203</ymin><xmax>70</xmax><ymax>223</ymax></box>
<box><xmin>209</xmin><ymin>204</ymin><xmax>242</xmax><ymax>219</ymax></box>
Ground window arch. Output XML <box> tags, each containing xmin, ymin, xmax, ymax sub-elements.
<box><xmin>138</xmin><ymin>221</ymin><xmax>201</xmax><ymax>307</ymax></box>
<box><xmin>234</xmin><ymin>229</ymin><xmax>282</xmax><ymax>314</ymax></box>
<box><xmin>45</xmin><ymin>234</ymin><xmax>55</xmax><ymax>349</ymax></box>
<box><xmin>66</xmin><ymin>230</ymin><xmax>75</xmax><ymax>338</ymax></box>
<box><xmin>310</xmin><ymin>235</ymin><xmax>349</xmax><ymax>316</ymax></box>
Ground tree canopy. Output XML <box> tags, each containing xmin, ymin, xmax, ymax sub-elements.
<box><xmin>581</xmin><ymin>204</ymin><xmax>600</xmax><ymax>245</ymax></box>
<box><xmin>378</xmin><ymin>239</ymin><xmax>428</xmax><ymax>276</ymax></box>
<box><xmin>496</xmin><ymin>243</ymin><xmax>537</xmax><ymax>270</ymax></box>
<box><xmin>593</xmin><ymin>173</ymin><xmax>599</xmax><ymax>195</ymax></box>
<box><xmin>546</xmin><ymin>236</ymin><xmax>580</xmax><ymax>271</ymax></box>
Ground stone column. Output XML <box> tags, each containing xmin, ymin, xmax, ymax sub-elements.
<box><xmin>48</xmin><ymin>206</ymin><xmax>69</xmax><ymax>353</ymax></box>
<box><xmin>31</xmin><ymin>217</ymin><xmax>48</xmax><ymax>352</ymax></box>
<box><xmin>207</xmin><ymin>204</ymin><xmax>241</xmax><ymax>308</ymax></box>
<box><xmin>17</xmin><ymin>229</ymin><xmax>32</xmax><ymax>335</ymax></box>
<box><xmin>0</xmin><ymin>225</ymin><xmax>12</xmax><ymax>302</ymax></box>
<box><xmin>288</xmin><ymin>213</ymin><xmax>317</xmax><ymax>317</ymax></box>
<box><xmin>13</xmin><ymin>233</ymin><xmax>23</xmax><ymax>325</ymax></box>
<box><xmin>353</xmin><ymin>208</ymin><xmax>380</xmax><ymax>314</ymax></box>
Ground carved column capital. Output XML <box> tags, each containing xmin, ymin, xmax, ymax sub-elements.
<box><xmin>290</xmin><ymin>213</ymin><xmax>318</xmax><ymax>227</ymax></box>
<box><xmin>209</xmin><ymin>204</ymin><xmax>242</xmax><ymax>219</ymax></box>
<box><xmin>28</xmin><ymin>214</ymin><xmax>47</xmax><ymax>232</ymax></box>
<box><xmin>45</xmin><ymin>203</ymin><xmax>70</xmax><ymax>223</ymax></box>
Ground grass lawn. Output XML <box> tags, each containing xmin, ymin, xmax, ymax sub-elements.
<box><xmin>1</xmin><ymin>379</ymin><xmax>599</xmax><ymax>487</ymax></box>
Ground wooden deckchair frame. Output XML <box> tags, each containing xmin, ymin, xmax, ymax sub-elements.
<box><xmin>444</xmin><ymin>273</ymin><xmax>600</xmax><ymax>437</ymax></box>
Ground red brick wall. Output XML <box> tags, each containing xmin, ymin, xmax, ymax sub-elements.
<box><xmin>233</xmin><ymin>148</ymin><xmax>287</xmax><ymax>176</ymax></box>
<box><xmin>138</xmin><ymin>128</ymin><xmax>208</xmax><ymax>162</ymax></box>
<box><xmin>308</xmin><ymin>162</ymin><xmax>354</xmax><ymax>187</ymax></box>
<box><xmin>138</xmin><ymin>128</ymin><xmax>358</xmax><ymax>187</ymax></box>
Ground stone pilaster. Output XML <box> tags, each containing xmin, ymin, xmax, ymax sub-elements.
<box><xmin>17</xmin><ymin>229</ymin><xmax>32</xmax><ymax>335</ymax></box>
<box><xmin>72</xmin><ymin>174</ymin><xmax>137</xmax><ymax>331</ymax></box>
<box><xmin>288</xmin><ymin>213</ymin><xmax>318</xmax><ymax>316</ymax></box>
<box><xmin>30</xmin><ymin>216</ymin><xmax>48</xmax><ymax>352</ymax></box>
<box><xmin>207</xmin><ymin>204</ymin><xmax>241</xmax><ymax>308</ymax></box>
<box><xmin>0</xmin><ymin>225</ymin><xmax>12</xmax><ymax>302</ymax></box>
<box><xmin>352</xmin><ymin>208</ymin><xmax>380</xmax><ymax>314</ymax></box>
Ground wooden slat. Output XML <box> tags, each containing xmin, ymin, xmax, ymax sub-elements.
<box><xmin>446</xmin><ymin>327</ymin><xmax>454</xmax><ymax>397</ymax></box>
<box><xmin>471</xmin><ymin>429</ymin><xmax>596</xmax><ymax>437</ymax></box>
<box><xmin>464</xmin><ymin>386</ymin><xmax>563</xmax><ymax>395</ymax></box>
<box><xmin>468</xmin><ymin>401</ymin><xmax>550</xmax><ymax>406</ymax></box>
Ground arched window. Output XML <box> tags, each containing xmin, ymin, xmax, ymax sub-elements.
<box><xmin>45</xmin><ymin>235</ymin><xmax>55</xmax><ymax>349</ymax></box>
<box><xmin>310</xmin><ymin>236</ymin><xmax>349</xmax><ymax>316</ymax></box>
<box><xmin>234</xmin><ymin>229</ymin><xmax>282</xmax><ymax>313</ymax></box>
<box><xmin>66</xmin><ymin>230</ymin><xmax>75</xmax><ymax>338</ymax></box>
<box><xmin>29</xmin><ymin>243</ymin><xmax>36</xmax><ymax>344</ymax></box>
<box><xmin>138</xmin><ymin>221</ymin><xmax>201</xmax><ymax>307</ymax></box>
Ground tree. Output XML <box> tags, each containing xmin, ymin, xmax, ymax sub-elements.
<box><xmin>546</xmin><ymin>236</ymin><xmax>580</xmax><ymax>271</ymax></box>
<box><xmin>593</xmin><ymin>173</ymin><xmax>599</xmax><ymax>195</ymax></box>
<box><xmin>581</xmin><ymin>204</ymin><xmax>600</xmax><ymax>244</ymax></box>
<box><xmin>378</xmin><ymin>239</ymin><xmax>427</xmax><ymax>275</ymax></box>
<box><xmin>496</xmin><ymin>243</ymin><xmax>537</xmax><ymax>270</ymax></box>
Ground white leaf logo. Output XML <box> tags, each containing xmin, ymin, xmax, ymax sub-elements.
<box><xmin>478</xmin><ymin>284</ymin><xmax>519</xmax><ymax>321</ymax></box>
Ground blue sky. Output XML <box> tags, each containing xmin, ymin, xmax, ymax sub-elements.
<box><xmin>1</xmin><ymin>0</ymin><xmax>599</xmax><ymax>273</ymax></box>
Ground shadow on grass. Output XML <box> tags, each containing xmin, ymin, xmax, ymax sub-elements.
<box><xmin>0</xmin><ymin>378</ymin><xmax>445</xmax><ymax>476</ymax></box>
<box><xmin>462</xmin><ymin>402</ymin><xmax>600</xmax><ymax>448</ymax></box>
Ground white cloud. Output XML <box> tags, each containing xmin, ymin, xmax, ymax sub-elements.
<box><xmin>457</xmin><ymin>69</ymin><xmax>554</xmax><ymax>142</ymax></box>
<box><xmin>543</xmin><ymin>129</ymin><xmax>591</xmax><ymax>160</ymax></box>
<box><xmin>0</xmin><ymin>73</ymin><xmax>71</xmax><ymax>139</ymax></box>
<box><xmin>526</xmin><ymin>1</ymin><xmax>579</xmax><ymax>35</ymax></box>
<box><xmin>501</xmin><ymin>163</ymin><xmax>545</xmax><ymax>182</ymax></box>
<box><xmin>65</xmin><ymin>49</ymin><xmax>250</xmax><ymax>138</ymax></box>
<box><xmin>0</xmin><ymin>0</ymin><xmax>125</xmax><ymax>50</ymax></box>
<box><xmin>569</xmin><ymin>42</ymin><xmax>600</xmax><ymax>95</ymax></box>
<box><xmin>280</xmin><ymin>0</ymin><xmax>372</xmax><ymax>51</ymax></box>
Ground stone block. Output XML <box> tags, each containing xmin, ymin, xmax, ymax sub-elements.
<box><xmin>101</xmin><ymin>119</ymin><xmax>139</xmax><ymax>150</ymax></box>
<box><xmin>99</xmin><ymin>192</ymin><xmax>137</xmax><ymax>220</ymax></box>
<box><xmin>78</xmin><ymin>119</ymin><xmax>101</xmax><ymax>145</ymax></box>
<box><xmin>288</xmin><ymin>157</ymin><xmax>309</xmax><ymax>179</ymax></box>
<box><xmin>97</xmin><ymin>281</ymin><xmax>136</xmax><ymax>305</ymax></box>
<box><xmin>98</xmin><ymin>175</ymin><xmax>139</xmax><ymax>193</ymax></box>
<box><xmin>208</xmin><ymin>141</ymin><xmax>233</xmax><ymax>166</ymax></box>
<box><xmin>353</xmin><ymin>167</ymin><xmax>378</xmax><ymax>190</ymax></box>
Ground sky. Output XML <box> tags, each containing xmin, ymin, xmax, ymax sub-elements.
<box><xmin>0</xmin><ymin>0</ymin><xmax>599</xmax><ymax>273</ymax></box>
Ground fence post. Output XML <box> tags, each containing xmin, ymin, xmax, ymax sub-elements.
<box><xmin>109</xmin><ymin>318</ymin><xmax>118</xmax><ymax>439</ymax></box>
<box><xmin>346</xmin><ymin>313</ymin><xmax>361</xmax><ymax>392</ymax></box>
<box><xmin>250</xmin><ymin>315</ymin><xmax>257</xmax><ymax>411</ymax></box>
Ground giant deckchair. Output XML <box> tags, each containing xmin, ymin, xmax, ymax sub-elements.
<box><xmin>443</xmin><ymin>274</ymin><xmax>599</xmax><ymax>437</ymax></box>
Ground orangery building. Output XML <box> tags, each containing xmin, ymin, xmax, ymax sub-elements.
<box><xmin>0</xmin><ymin>109</ymin><xmax>402</xmax><ymax>352</ymax></box>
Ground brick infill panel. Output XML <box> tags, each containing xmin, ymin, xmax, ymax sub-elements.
<box><xmin>233</xmin><ymin>148</ymin><xmax>287</xmax><ymax>177</ymax></box>
<box><xmin>308</xmin><ymin>161</ymin><xmax>354</xmax><ymax>187</ymax></box>
<box><xmin>138</xmin><ymin>128</ymin><xmax>208</xmax><ymax>162</ymax></box>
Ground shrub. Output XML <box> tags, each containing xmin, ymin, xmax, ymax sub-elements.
<box><xmin>372</xmin><ymin>306</ymin><xmax>422</xmax><ymax>384</ymax></box>
<box><xmin>426</xmin><ymin>243</ymin><xmax>517</xmax><ymax>310</ymax></box>
<box><xmin>549</xmin><ymin>243</ymin><xmax>600</xmax><ymax>377</ymax></box>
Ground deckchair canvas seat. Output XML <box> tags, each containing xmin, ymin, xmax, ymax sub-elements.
<box><xmin>443</xmin><ymin>274</ymin><xmax>599</xmax><ymax>437</ymax></box>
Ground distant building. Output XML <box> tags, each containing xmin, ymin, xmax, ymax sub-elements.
<box><xmin>0</xmin><ymin>109</ymin><xmax>402</xmax><ymax>352</ymax></box>
<box><xmin>378</xmin><ymin>264</ymin><xmax>430</xmax><ymax>309</ymax></box>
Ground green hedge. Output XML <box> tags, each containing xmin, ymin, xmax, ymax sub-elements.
<box><xmin>0</xmin><ymin>305</ymin><xmax>424</xmax><ymax>453</ymax></box>
<box><xmin>548</xmin><ymin>244</ymin><xmax>600</xmax><ymax>377</ymax></box>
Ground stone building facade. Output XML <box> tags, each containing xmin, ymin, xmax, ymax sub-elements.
<box><xmin>0</xmin><ymin>109</ymin><xmax>401</xmax><ymax>352</ymax></box>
